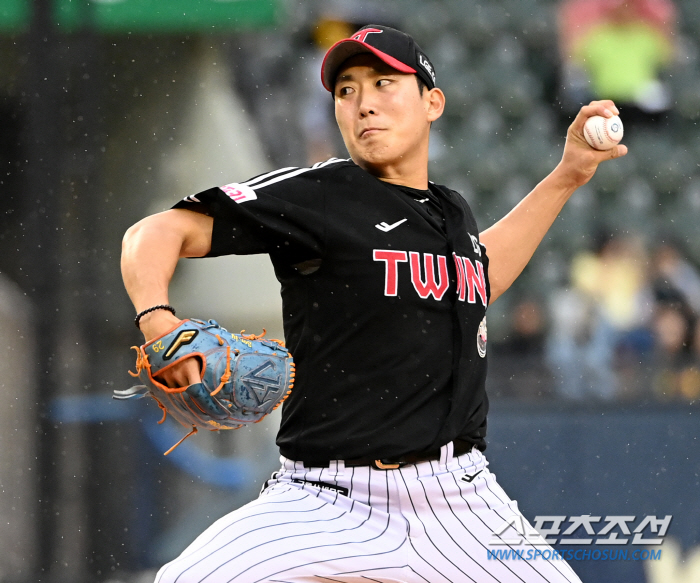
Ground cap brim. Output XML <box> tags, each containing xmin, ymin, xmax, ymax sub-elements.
<box><xmin>321</xmin><ymin>38</ymin><xmax>417</xmax><ymax>92</ymax></box>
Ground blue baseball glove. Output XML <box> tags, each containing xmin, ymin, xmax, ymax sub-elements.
<box><xmin>114</xmin><ymin>319</ymin><xmax>294</xmax><ymax>454</ymax></box>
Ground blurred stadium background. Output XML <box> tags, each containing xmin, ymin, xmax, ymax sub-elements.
<box><xmin>0</xmin><ymin>0</ymin><xmax>699</xmax><ymax>581</ymax></box>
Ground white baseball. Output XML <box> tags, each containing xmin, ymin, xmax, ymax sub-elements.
<box><xmin>583</xmin><ymin>115</ymin><xmax>624</xmax><ymax>150</ymax></box>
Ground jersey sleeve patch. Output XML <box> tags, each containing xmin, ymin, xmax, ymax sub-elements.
<box><xmin>220</xmin><ymin>182</ymin><xmax>258</xmax><ymax>204</ymax></box>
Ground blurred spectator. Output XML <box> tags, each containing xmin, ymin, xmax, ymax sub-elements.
<box><xmin>545</xmin><ymin>286</ymin><xmax>616</xmax><ymax>400</ymax></box>
<box><xmin>489</xmin><ymin>299</ymin><xmax>554</xmax><ymax>399</ymax></box>
<box><xmin>572</xmin><ymin>235</ymin><xmax>653</xmax><ymax>333</ymax></box>
<box><xmin>557</xmin><ymin>0</ymin><xmax>677</xmax><ymax>120</ymax></box>
<box><xmin>651</xmin><ymin>241</ymin><xmax>700</xmax><ymax>313</ymax></box>
<box><xmin>687</xmin><ymin>320</ymin><xmax>700</xmax><ymax>401</ymax></box>
<box><xmin>650</xmin><ymin>301</ymin><xmax>700</xmax><ymax>401</ymax></box>
<box><xmin>546</xmin><ymin>234</ymin><xmax>654</xmax><ymax>400</ymax></box>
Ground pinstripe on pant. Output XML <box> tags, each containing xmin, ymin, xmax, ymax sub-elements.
<box><xmin>155</xmin><ymin>446</ymin><xmax>582</xmax><ymax>583</ymax></box>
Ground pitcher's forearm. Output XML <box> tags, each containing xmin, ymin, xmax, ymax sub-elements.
<box><xmin>480</xmin><ymin>167</ymin><xmax>578</xmax><ymax>302</ymax></box>
<box><xmin>122</xmin><ymin>217</ymin><xmax>182</xmax><ymax>313</ymax></box>
<box><xmin>480</xmin><ymin>100</ymin><xmax>627</xmax><ymax>304</ymax></box>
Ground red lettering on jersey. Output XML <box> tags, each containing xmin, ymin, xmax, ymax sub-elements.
<box><xmin>453</xmin><ymin>252</ymin><xmax>466</xmax><ymax>301</ymax></box>
<box><xmin>352</xmin><ymin>28</ymin><xmax>383</xmax><ymax>43</ymax></box>
<box><xmin>373</xmin><ymin>249</ymin><xmax>408</xmax><ymax>296</ymax></box>
<box><xmin>463</xmin><ymin>258</ymin><xmax>487</xmax><ymax>306</ymax></box>
<box><xmin>220</xmin><ymin>182</ymin><xmax>257</xmax><ymax>203</ymax></box>
<box><xmin>409</xmin><ymin>252</ymin><xmax>449</xmax><ymax>300</ymax></box>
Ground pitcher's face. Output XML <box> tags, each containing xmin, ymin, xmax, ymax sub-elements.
<box><xmin>333</xmin><ymin>54</ymin><xmax>441</xmax><ymax>172</ymax></box>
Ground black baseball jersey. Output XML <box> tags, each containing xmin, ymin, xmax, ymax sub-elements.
<box><xmin>174</xmin><ymin>158</ymin><xmax>490</xmax><ymax>464</ymax></box>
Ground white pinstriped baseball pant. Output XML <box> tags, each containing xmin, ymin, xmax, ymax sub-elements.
<box><xmin>155</xmin><ymin>445</ymin><xmax>582</xmax><ymax>583</ymax></box>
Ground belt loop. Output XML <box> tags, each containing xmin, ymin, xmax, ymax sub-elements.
<box><xmin>439</xmin><ymin>441</ymin><xmax>454</xmax><ymax>470</ymax></box>
<box><xmin>326</xmin><ymin>459</ymin><xmax>345</xmax><ymax>478</ymax></box>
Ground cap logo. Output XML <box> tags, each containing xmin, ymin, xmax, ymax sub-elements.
<box><xmin>418</xmin><ymin>54</ymin><xmax>436</xmax><ymax>84</ymax></box>
<box><xmin>352</xmin><ymin>28</ymin><xmax>383</xmax><ymax>43</ymax></box>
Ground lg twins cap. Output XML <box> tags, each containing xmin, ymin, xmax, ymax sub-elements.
<box><xmin>321</xmin><ymin>24</ymin><xmax>437</xmax><ymax>91</ymax></box>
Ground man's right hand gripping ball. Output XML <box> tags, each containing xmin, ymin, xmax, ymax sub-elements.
<box><xmin>114</xmin><ymin>318</ymin><xmax>295</xmax><ymax>454</ymax></box>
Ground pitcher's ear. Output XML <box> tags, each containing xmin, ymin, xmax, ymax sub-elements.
<box><xmin>426</xmin><ymin>87</ymin><xmax>445</xmax><ymax>122</ymax></box>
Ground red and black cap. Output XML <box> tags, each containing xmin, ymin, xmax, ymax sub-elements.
<box><xmin>321</xmin><ymin>24</ymin><xmax>436</xmax><ymax>92</ymax></box>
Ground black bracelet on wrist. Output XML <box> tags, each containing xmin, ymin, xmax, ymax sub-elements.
<box><xmin>134</xmin><ymin>304</ymin><xmax>176</xmax><ymax>329</ymax></box>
